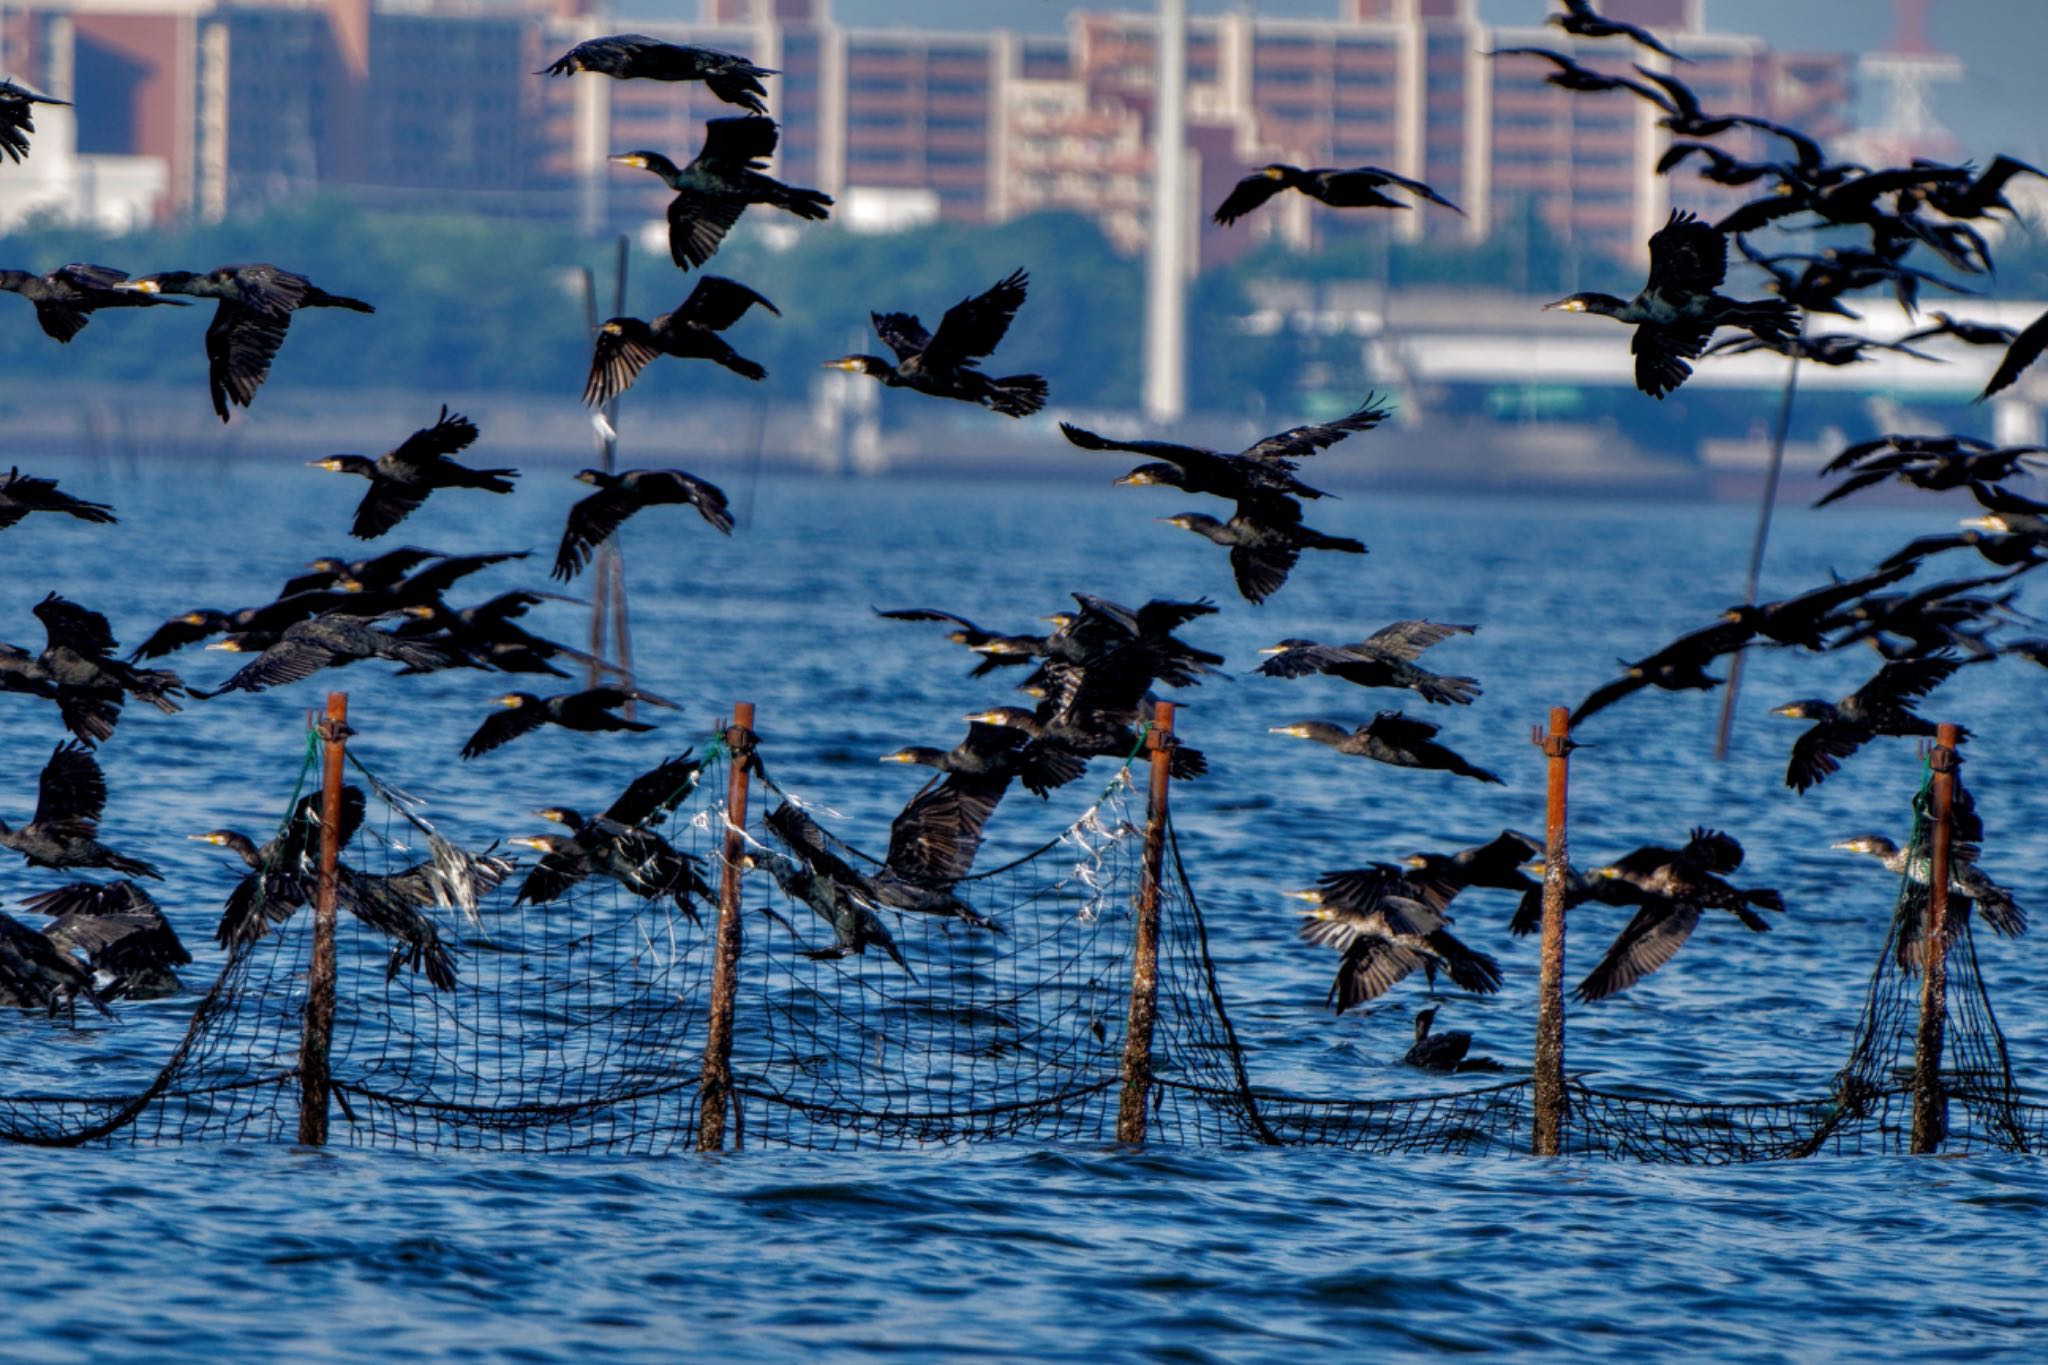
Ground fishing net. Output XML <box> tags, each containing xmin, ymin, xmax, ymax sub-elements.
<box><xmin>0</xmin><ymin>729</ymin><xmax>2033</xmax><ymax>1160</ymax></box>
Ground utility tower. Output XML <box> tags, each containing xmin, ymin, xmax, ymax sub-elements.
<box><xmin>1856</xmin><ymin>0</ymin><xmax>1961</xmax><ymax>166</ymax></box>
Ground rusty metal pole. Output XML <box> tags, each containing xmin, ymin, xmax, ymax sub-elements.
<box><xmin>1532</xmin><ymin>706</ymin><xmax>1572</xmax><ymax>1156</ymax></box>
<box><xmin>1117</xmin><ymin>701</ymin><xmax>1175</xmax><ymax>1145</ymax></box>
<box><xmin>699</xmin><ymin>702</ymin><xmax>755</xmax><ymax>1152</ymax></box>
<box><xmin>298</xmin><ymin>692</ymin><xmax>349</xmax><ymax>1146</ymax></box>
<box><xmin>1911</xmin><ymin>722</ymin><xmax>1962</xmax><ymax>1155</ymax></box>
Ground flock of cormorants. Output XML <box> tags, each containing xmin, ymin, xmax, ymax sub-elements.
<box><xmin>1</xmin><ymin>6</ymin><xmax>2040</xmax><ymax>1076</ymax></box>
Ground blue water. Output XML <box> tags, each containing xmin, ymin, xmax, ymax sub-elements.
<box><xmin>3</xmin><ymin>450</ymin><xmax>2046</xmax><ymax>1360</ymax></box>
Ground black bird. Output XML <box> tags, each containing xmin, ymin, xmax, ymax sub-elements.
<box><xmin>766</xmin><ymin>801</ymin><xmax>1001</xmax><ymax>936</ymax></box>
<box><xmin>0</xmin><ymin>467</ymin><xmax>115</xmax><ymax>531</ymax></box>
<box><xmin>965</xmin><ymin>706</ymin><xmax>1206</xmax><ymax>787</ymax></box>
<box><xmin>874</xmin><ymin>607</ymin><xmax>1050</xmax><ymax>678</ymax></box>
<box><xmin>883</xmin><ymin>720</ymin><xmax>1087</xmax><ymax>805</ymax></box>
<box><xmin>1979</xmin><ymin>307</ymin><xmax>2048</xmax><ymax>401</ymax></box>
<box><xmin>1720</xmin><ymin>564</ymin><xmax>1917</xmax><ymax>648</ymax></box>
<box><xmin>130</xmin><ymin>588</ymin><xmax>364</xmax><ymax>662</ymax></box>
<box><xmin>1574</xmin><ymin>830</ymin><xmax>1782</xmax><ymax>1002</ymax></box>
<box><xmin>1290</xmin><ymin>872</ymin><xmax>1503</xmax><ymax>1012</ymax></box>
<box><xmin>1548</xmin><ymin>0</ymin><xmax>1687</xmax><ymax>61</ymax></box>
<box><xmin>1160</xmin><ymin>500</ymin><xmax>1366</xmax><ymax>605</ymax></box>
<box><xmin>553</xmin><ymin>467</ymin><xmax>733</xmax><ymax>581</ymax></box>
<box><xmin>1917</xmin><ymin>155</ymin><xmax>2047</xmax><ymax>222</ymax></box>
<box><xmin>611</xmin><ymin>118</ymin><xmax>831</xmax><ymax>271</ymax></box>
<box><xmin>1403</xmin><ymin>1006</ymin><xmax>1503</xmax><ymax>1072</ymax></box>
<box><xmin>585</xmin><ymin>275</ymin><xmax>778</xmax><ymax>405</ymax></box>
<box><xmin>746</xmin><ymin>844</ymin><xmax>915</xmax><ymax>976</ymax></box>
<box><xmin>1256</xmin><ymin>620</ymin><xmax>1480</xmax><ymax>705</ymax></box>
<box><xmin>7</xmin><ymin>593</ymin><xmax>184</xmax><ymax>735</ymax></box>
<box><xmin>117</xmin><ymin>264</ymin><xmax>374</xmax><ymax>421</ymax></box>
<box><xmin>1886</xmin><ymin>529</ymin><xmax>2048</xmax><ymax>575</ymax></box>
<box><xmin>1832</xmin><ymin>833</ymin><xmax>2027</xmax><ymax>956</ymax></box>
<box><xmin>1487</xmin><ymin>48</ymin><xmax>1665</xmax><ymax>100</ymax></box>
<box><xmin>23</xmin><ymin>880</ymin><xmax>190</xmax><ymax>1000</ymax></box>
<box><xmin>1570</xmin><ymin>619</ymin><xmax>1753</xmax><ymax>725</ymax></box>
<box><xmin>1821</xmin><ymin>569</ymin><xmax>2027</xmax><ymax>659</ymax></box>
<box><xmin>825</xmin><ymin>269</ymin><xmax>1047</xmax><ymax>417</ymax></box>
<box><xmin>0</xmin><ymin>907</ymin><xmax>102</xmax><ymax>1014</ymax></box>
<box><xmin>1065</xmin><ymin>395</ymin><xmax>1390</xmax><ymax>504</ymax></box>
<box><xmin>191</xmin><ymin>613</ymin><xmax>458</xmax><ymax>698</ymax></box>
<box><xmin>1813</xmin><ymin>436</ymin><xmax>2041</xmax><ymax>509</ymax></box>
<box><xmin>1899</xmin><ymin>312</ymin><xmax>2018</xmax><ymax>351</ymax></box>
<box><xmin>1211</xmin><ymin>163</ymin><xmax>1461</xmax><ymax>227</ymax></box>
<box><xmin>513</xmin><ymin>753</ymin><xmax>706</xmax><ymax>909</ymax></box>
<box><xmin>461</xmin><ymin>687</ymin><xmax>678</xmax><ymax>760</ymax></box>
<box><xmin>1770</xmin><ymin>655</ymin><xmax>1968</xmax><ymax>794</ymax></box>
<box><xmin>1545</xmin><ymin>210</ymin><xmax>1797</xmax><ymax>398</ymax></box>
<box><xmin>0</xmin><ymin>742</ymin><xmax>160</xmax><ymax>878</ymax></box>
<box><xmin>540</xmin><ymin>34</ymin><xmax>776</xmax><ymax>113</ymax></box>
<box><xmin>282</xmin><ymin>546</ymin><xmax>446</xmax><ymax>599</ymax></box>
<box><xmin>1</xmin><ymin>263</ymin><xmax>189</xmax><ymax>342</ymax></box>
<box><xmin>193</xmin><ymin>789</ymin><xmax>461</xmax><ymax>989</ymax></box>
<box><xmin>395</xmin><ymin>591</ymin><xmax>596</xmax><ymax>678</ymax></box>
<box><xmin>1270</xmin><ymin>713</ymin><xmax>1504</xmax><ymax>785</ymax></box>
<box><xmin>1401</xmin><ymin>831</ymin><xmax>1544</xmax><ymax>915</ymax></box>
<box><xmin>0</xmin><ymin>77</ymin><xmax>67</xmax><ymax>163</ymax></box>
<box><xmin>308</xmin><ymin>407</ymin><xmax>516</xmax><ymax>539</ymax></box>
<box><xmin>1714</xmin><ymin>165</ymin><xmax>1973</xmax><ymax>239</ymax></box>
<box><xmin>1704</xmin><ymin>332</ymin><xmax>1942</xmax><ymax>367</ymax></box>
<box><xmin>1627</xmin><ymin>66</ymin><xmax>1783</xmax><ymax>139</ymax></box>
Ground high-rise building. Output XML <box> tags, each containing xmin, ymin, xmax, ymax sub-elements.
<box><xmin>0</xmin><ymin>0</ymin><xmax>1854</xmax><ymax>267</ymax></box>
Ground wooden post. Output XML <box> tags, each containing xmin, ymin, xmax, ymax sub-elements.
<box><xmin>1117</xmin><ymin>701</ymin><xmax>1175</xmax><ymax>1145</ymax></box>
<box><xmin>1532</xmin><ymin>706</ymin><xmax>1572</xmax><ymax>1156</ymax></box>
<box><xmin>298</xmin><ymin>692</ymin><xmax>349</xmax><ymax>1147</ymax></box>
<box><xmin>699</xmin><ymin>702</ymin><xmax>755</xmax><ymax>1152</ymax></box>
<box><xmin>1911</xmin><ymin>722</ymin><xmax>1962</xmax><ymax>1155</ymax></box>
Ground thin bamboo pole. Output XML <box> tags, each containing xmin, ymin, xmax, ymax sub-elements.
<box><xmin>699</xmin><ymin>702</ymin><xmax>756</xmax><ymax>1152</ymax></box>
<box><xmin>1911</xmin><ymin>722</ymin><xmax>1962</xmax><ymax>1154</ymax></box>
<box><xmin>1533</xmin><ymin>706</ymin><xmax>1571</xmax><ymax>1155</ymax></box>
<box><xmin>1117</xmin><ymin>701</ymin><xmax>1175</xmax><ymax>1145</ymax></box>
<box><xmin>298</xmin><ymin>692</ymin><xmax>349</xmax><ymax>1146</ymax></box>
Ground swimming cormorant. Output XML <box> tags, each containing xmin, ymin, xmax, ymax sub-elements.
<box><xmin>825</xmin><ymin>269</ymin><xmax>1048</xmax><ymax>417</ymax></box>
<box><xmin>1211</xmin><ymin>164</ymin><xmax>1461</xmax><ymax>227</ymax></box>
<box><xmin>461</xmin><ymin>687</ymin><xmax>679</xmax><ymax>759</ymax></box>
<box><xmin>1270</xmin><ymin>714</ymin><xmax>1504</xmax><ymax>785</ymax></box>
<box><xmin>1256</xmin><ymin>620</ymin><xmax>1480</xmax><ymax>705</ymax></box>
<box><xmin>0</xmin><ymin>742</ymin><xmax>160</xmax><ymax>878</ymax></box>
<box><xmin>1545</xmin><ymin>210</ymin><xmax>1797</xmax><ymax>398</ymax></box>
<box><xmin>0</xmin><ymin>467</ymin><xmax>116</xmax><ymax>531</ymax></box>
<box><xmin>1770</xmin><ymin>655</ymin><xmax>1969</xmax><ymax>793</ymax></box>
<box><xmin>585</xmin><ymin>275</ymin><xmax>779</xmax><ymax>405</ymax></box>
<box><xmin>308</xmin><ymin>407</ymin><xmax>516</xmax><ymax>539</ymax></box>
<box><xmin>1403</xmin><ymin>1006</ymin><xmax>1505</xmax><ymax>1072</ymax></box>
<box><xmin>611</xmin><ymin>118</ymin><xmax>830</xmax><ymax>270</ymax></box>
<box><xmin>1</xmin><ymin>263</ymin><xmax>189</xmax><ymax>341</ymax></box>
<box><xmin>553</xmin><ymin>467</ymin><xmax>733</xmax><ymax>582</ymax></box>
<box><xmin>541</xmin><ymin>35</ymin><xmax>776</xmax><ymax>114</ymax></box>
<box><xmin>116</xmin><ymin>264</ymin><xmax>374</xmax><ymax>421</ymax></box>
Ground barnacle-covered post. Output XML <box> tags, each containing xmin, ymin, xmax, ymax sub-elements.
<box><xmin>1117</xmin><ymin>701</ymin><xmax>1175</xmax><ymax>1144</ymax></box>
<box><xmin>699</xmin><ymin>702</ymin><xmax>755</xmax><ymax>1152</ymax></box>
<box><xmin>298</xmin><ymin>691</ymin><xmax>350</xmax><ymax>1147</ymax></box>
<box><xmin>1533</xmin><ymin>706</ymin><xmax>1572</xmax><ymax>1156</ymax></box>
<box><xmin>1911</xmin><ymin>722</ymin><xmax>1963</xmax><ymax>1155</ymax></box>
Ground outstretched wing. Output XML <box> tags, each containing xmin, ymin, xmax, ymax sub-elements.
<box><xmin>1058</xmin><ymin>421</ymin><xmax>1214</xmax><ymax>466</ymax></box>
<box><xmin>1570</xmin><ymin>672</ymin><xmax>1649</xmax><ymax>725</ymax></box>
<box><xmin>205</xmin><ymin>302</ymin><xmax>291</xmax><ymax>420</ymax></box>
<box><xmin>1645</xmin><ymin>210</ymin><xmax>1728</xmax><ymax>294</ymax></box>
<box><xmin>666</xmin><ymin>190</ymin><xmax>747</xmax><ymax>270</ymax></box>
<box><xmin>1212</xmin><ymin>173</ymin><xmax>1288</xmax><ymax>226</ymax></box>
<box><xmin>925</xmin><ymin>269</ymin><xmax>1029</xmax><ymax>368</ymax></box>
<box><xmin>460</xmin><ymin>705</ymin><xmax>548</xmax><ymax>760</ymax></box>
<box><xmin>1980</xmin><ymin>307</ymin><xmax>2048</xmax><ymax>401</ymax></box>
<box><xmin>1785</xmin><ymin>718</ymin><xmax>1864</xmax><ymax>793</ymax></box>
<box><xmin>352</xmin><ymin>480</ymin><xmax>431</xmax><ymax>540</ymax></box>
<box><xmin>605</xmin><ymin>752</ymin><xmax>703</xmax><ymax>828</ymax></box>
<box><xmin>871</xmin><ymin>311</ymin><xmax>933</xmax><ymax>363</ymax></box>
<box><xmin>1363</xmin><ymin>619</ymin><xmax>1476</xmax><ymax>661</ymax></box>
<box><xmin>697</xmin><ymin>114</ymin><xmax>778</xmax><ymax>168</ymax></box>
<box><xmin>34</xmin><ymin>742</ymin><xmax>107</xmax><ymax>827</ymax></box>
<box><xmin>678</xmin><ymin>275</ymin><xmax>779</xmax><ymax>331</ymax></box>
<box><xmin>553</xmin><ymin>486</ymin><xmax>642</xmax><ymax>581</ymax></box>
<box><xmin>1239</xmin><ymin>395</ymin><xmax>1393</xmax><ymax>461</ymax></box>
<box><xmin>1573</xmin><ymin>899</ymin><xmax>1701</xmax><ymax>1002</ymax></box>
<box><xmin>34</xmin><ymin>594</ymin><xmax>119</xmax><ymax>657</ymax></box>
<box><xmin>585</xmin><ymin>320</ymin><xmax>661</xmax><ymax>407</ymax></box>
<box><xmin>884</xmin><ymin>775</ymin><xmax>1001</xmax><ymax>885</ymax></box>
<box><xmin>386</xmin><ymin>406</ymin><xmax>479</xmax><ymax>474</ymax></box>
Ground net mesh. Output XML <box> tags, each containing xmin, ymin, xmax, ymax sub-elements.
<box><xmin>0</xmin><ymin>733</ymin><xmax>2032</xmax><ymax>1160</ymax></box>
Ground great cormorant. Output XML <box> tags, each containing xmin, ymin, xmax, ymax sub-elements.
<box><xmin>1270</xmin><ymin>714</ymin><xmax>1504</xmax><ymax>785</ymax></box>
<box><xmin>1</xmin><ymin>742</ymin><xmax>160</xmax><ymax>878</ymax></box>
<box><xmin>308</xmin><ymin>407</ymin><xmax>516</xmax><ymax>540</ymax></box>
<box><xmin>825</xmin><ymin>269</ymin><xmax>1048</xmax><ymax>417</ymax></box>
<box><xmin>611</xmin><ymin>117</ymin><xmax>831</xmax><ymax>270</ymax></box>
<box><xmin>0</xmin><ymin>467</ymin><xmax>116</xmax><ymax>530</ymax></box>
<box><xmin>1211</xmin><ymin>164</ymin><xmax>1461</xmax><ymax>227</ymax></box>
<box><xmin>460</xmin><ymin>687</ymin><xmax>679</xmax><ymax>759</ymax></box>
<box><xmin>1770</xmin><ymin>655</ymin><xmax>1969</xmax><ymax>793</ymax></box>
<box><xmin>541</xmin><ymin>35</ymin><xmax>775</xmax><ymax>114</ymax></box>
<box><xmin>585</xmin><ymin>275</ymin><xmax>779</xmax><ymax>405</ymax></box>
<box><xmin>1256</xmin><ymin>620</ymin><xmax>1479</xmax><ymax>705</ymax></box>
<box><xmin>1548</xmin><ymin>0</ymin><xmax>1687</xmax><ymax>61</ymax></box>
<box><xmin>552</xmin><ymin>467</ymin><xmax>733</xmax><ymax>581</ymax></box>
<box><xmin>0</xmin><ymin>78</ymin><xmax>67</xmax><ymax>163</ymax></box>
<box><xmin>1</xmin><ymin>263</ymin><xmax>189</xmax><ymax>342</ymax></box>
<box><xmin>1064</xmin><ymin>395</ymin><xmax>1390</xmax><ymax>505</ymax></box>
